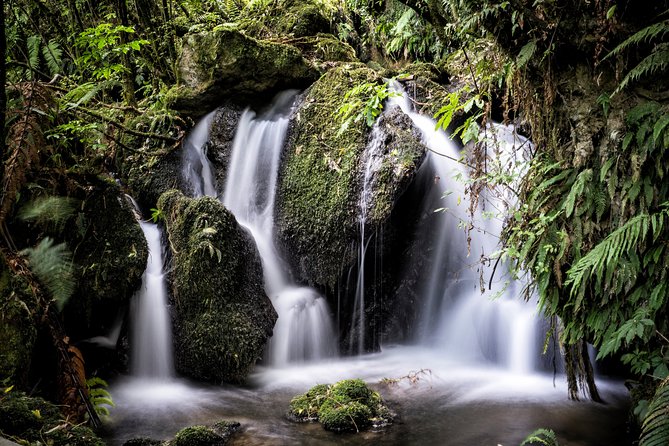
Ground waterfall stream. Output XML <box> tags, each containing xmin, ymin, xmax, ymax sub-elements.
<box><xmin>182</xmin><ymin>92</ymin><xmax>336</xmax><ymax>365</ymax></box>
<box><xmin>128</xmin><ymin>199</ymin><xmax>174</xmax><ymax>379</ymax></box>
<box><xmin>387</xmin><ymin>81</ymin><xmax>546</xmax><ymax>373</ymax></box>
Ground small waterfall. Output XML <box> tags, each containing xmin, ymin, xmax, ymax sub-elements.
<box><xmin>388</xmin><ymin>81</ymin><xmax>545</xmax><ymax>373</ymax></box>
<box><xmin>129</xmin><ymin>200</ymin><xmax>174</xmax><ymax>379</ymax></box>
<box><xmin>182</xmin><ymin>110</ymin><xmax>218</xmax><ymax>198</ymax></box>
<box><xmin>183</xmin><ymin>93</ymin><xmax>336</xmax><ymax>366</ymax></box>
<box><xmin>349</xmin><ymin>124</ymin><xmax>386</xmax><ymax>353</ymax></box>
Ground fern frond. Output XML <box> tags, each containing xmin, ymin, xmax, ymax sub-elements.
<box><xmin>607</xmin><ymin>20</ymin><xmax>669</xmax><ymax>59</ymax></box>
<box><xmin>640</xmin><ymin>378</ymin><xmax>669</xmax><ymax>446</ymax></box>
<box><xmin>42</xmin><ymin>39</ymin><xmax>63</xmax><ymax>76</ymax></box>
<box><xmin>516</xmin><ymin>39</ymin><xmax>537</xmax><ymax>69</ymax></box>
<box><xmin>18</xmin><ymin>196</ymin><xmax>78</xmax><ymax>230</ymax></box>
<box><xmin>565</xmin><ymin>204</ymin><xmax>669</xmax><ymax>300</ymax></box>
<box><xmin>614</xmin><ymin>44</ymin><xmax>669</xmax><ymax>95</ymax></box>
<box><xmin>27</xmin><ymin>35</ymin><xmax>41</xmax><ymax>74</ymax></box>
<box><xmin>61</xmin><ymin>80</ymin><xmax>121</xmax><ymax>110</ymax></box>
<box><xmin>520</xmin><ymin>428</ymin><xmax>560</xmax><ymax>446</ymax></box>
<box><xmin>86</xmin><ymin>376</ymin><xmax>115</xmax><ymax>417</ymax></box>
<box><xmin>20</xmin><ymin>237</ymin><xmax>76</xmax><ymax>311</ymax></box>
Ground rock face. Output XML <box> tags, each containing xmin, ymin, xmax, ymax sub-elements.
<box><xmin>65</xmin><ymin>179</ymin><xmax>148</xmax><ymax>341</ymax></box>
<box><xmin>158</xmin><ymin>190</ymin><xmax>277</xmax><ymax>383</ymax></box>
<box><xmin>168</xmin><ymin>27</ymin><xmax>319</xmax><ymax>117</ymax></box>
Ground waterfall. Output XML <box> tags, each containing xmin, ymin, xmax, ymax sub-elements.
<box><xmin>183</xmin><ymin>93</ymin><xmax>337</xmax><ymax>366</ymax></box>
<box><xmin>182</xmin><ymin>110</ymin><xmax>218</xmax><ymax>198</ymax></box>
<box><xmin>128</xmin><ymin>199</ymin><xmax>174</xmax><ymax>379</ymax></box>
<box><xmin>388</xmin><ymin>81</ymin><xmax>545</xmax><ymax>373</ymax></box>
<box><xmin>349</xmin><ymin>124</ymin><xmax>386</xmax><ymax>354</ymax></box>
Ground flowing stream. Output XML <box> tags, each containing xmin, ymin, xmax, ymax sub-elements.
<box><xmin>109</xmin><ymin>93</ymin><xmax>629</xmax><ymax>445</ymax></box>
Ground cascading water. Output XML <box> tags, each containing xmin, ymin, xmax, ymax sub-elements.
<box><xmin>182</xmin><ymin>93</ymin><xmax>337</xmax><ymax>366</ymax></box>
<box><xmin>128</xmin><ymin>199</ymin><xmax>174</xmax><ymax>379</ymax></box>
<box><xmin>349</xmin><ymin>124</ymin><xmax>386</xmax><ymax>354</ymax></box>
<box><xmin>388</xmin><ymin>81</ymin><xmax>545</xmax><ymax>373</ymax></box>
<box><xmin>182</xmin><ymin>110</ymin><xmax>217</xmax><ymax>198</ymax></box>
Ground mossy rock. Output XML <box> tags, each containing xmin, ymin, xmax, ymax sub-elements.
<box><xmin>239</xmin><ymin>0</ymin><xmax>335</xmax><ymax>39</ymax></box>
<box><xmin>167</xmin><ymin>27</ymin><xmax>319</xmax><ymax>118</ymax></box>
<box><xmin>0</xmin><ymin>391</ymin><xmax>104</xmax><ymax>446</ymax></box>
<box><xmin>275</xmin><ymin>65</ymin><xmax>427</xmax><ymax>291</ymax></box>
<box><xmin>158</xmin><ymin>190</ymin><xmax>277</xmax><ymax>383</ymax></box>
<box><xmin>64</xmin><ymin>178</ymin><xmax>148</xmax><ymax>340</ymax></box>
<box><xmin>172</xmin><ymin>425</ymin><xmax>223</xmax><ymax>446</ymax></box>
<box><xmin>0</xmin><ymin>256</ymin><xmax>37</xmax><ymax>385</ymax></box>
<box><xmin>288</xmin><ymin>379</ymin><xmax>392</xmax><ymax>433</ymax></box>
<box><xmin>123</xmin><ymin>438</ymin><xmax>164</xmax><ymax>446</ymax></box>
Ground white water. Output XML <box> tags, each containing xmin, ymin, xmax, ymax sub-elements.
<box><xmin>182</xmin><ymin>110</ymin><xmax>218</xmax><ymax>198</ymax></box>
<box><xmin>388</xmin><ymin>81</ymin><xmax>545</xmax><ymax>373</ymax></box>
<box><xmin>181</xmin><ymin>93</ymin><xmax>337</xmax><ymax>366</ymax></box>
<box><xmin>130</xmin><ymin>208</ymin><xmax>174</xmax><ymax>379</ymax></box>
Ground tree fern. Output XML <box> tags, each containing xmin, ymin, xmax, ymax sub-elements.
<box><xmin>639</xmin><ymin>378</ymin><xmax>669</xmax><ymax>446</ymax></box>
<box><xmin>20</xmin><ymin>237</ymin><xmax>76</xmax><ymax>312</ymax></box>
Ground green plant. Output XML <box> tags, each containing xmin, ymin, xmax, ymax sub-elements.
<box><xmin>18</xmin><ymin>196</ymin><xmax>78</xmax><ymax>231</ymax></box>
<box><xmin>86</xmin><ymin>377</ymin><xmax>114</xmax><ymax>417</ymax></box>
<box><xmin>150</xmin><ymin>207</ymin><xmax>164</xmax><ymax>223</ymax></box>
<box><xmin>520</xmin><ymin>428</ymin><xmax>560</xmax><ymax>446</ymax></box>
<box><xmin>20</xmin><ymin>238</ymin><xmax>75</xmax><ymax>312</ymax></box>
<box><xmin>336</xmin><ymin>81</ymin><xmax>398</xmax><ymax>133</ymax></box>
<box><xmin>639</xmin><ymin>378</ymin><xmax>669</xmax><ymax>446</ymax></box>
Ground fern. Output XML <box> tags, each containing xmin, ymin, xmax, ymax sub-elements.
<box><xmin>86</xmin><ymin>376</ymin><xmax>115</xmax><ymax>417</ymax></box>
<box><xmin>639</xmin><ymin>378</ymin><xmax>669</xmax><ymax>446</ymax></box>
<box><xmin>18</xmin><ymin>196</ymin><xmax>78</xmax><ymax>230</ymax></box>
<box><xmin>516</xmin><ymin>39</ymin><xmax>538</xmax><ymax>69</ymax></box>
<box><xmin>565</xmin><ymin>204</ymin><xmax>669</xmax><ymax>302</ymax></box>
<box><xmin>606</xmin><ymin>19</ymin><xmax>669</xmax><ymax>59</ymax></box>
<box><xmin>41</xmin><ymin>39</ymin><xmax>63</xmax><ymax>76</ymax></box>
<box><xmin>520</xmin><ymin>428</ymin><xmax>560</xmax><ymax>446</ymax></box>
<box><xmin>20</xmin><ymin>237</ymin><xmax>76</xmax><ymax>312</ymax></box>
<box><xmin>614</xmin><ymin>43</ymin><xmax>669</xmax><ymax>95</ymax></box>
<box><xmin>27</xmin><ymin>35</ymin><xmax>41</xmax><ymax>76</ymax></box>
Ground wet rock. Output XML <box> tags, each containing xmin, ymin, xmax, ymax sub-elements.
<box><xmin>158</xmin><ymin>190</ymin><xmax>277</xmax><ymax>384</ymax></box>
<box><xmin>167</xmin><ymin>26</ymin><xmax>319</xmax><ymax>118</ymax></box>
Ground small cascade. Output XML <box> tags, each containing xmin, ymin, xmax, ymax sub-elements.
<box><xmin>128</xmin><ymin>200</ymin><xmax>174</xmax><ymax>379</ymax></box>
<box><xmin>183</xmin><ymin>93</ymin><xmax>336</xmax><ymax>366</ymax></box>
<box><xmin>349</xmin><ymin>124</ymin><xmax>386</xmax><ymax>353</ymax></box>
<box><xmin>388</xmin><ymin>81</ymin><xmax>545</xmax><ymax>373</ymax></box>
<box><xmin>182</xmin><ymin>110</ymin><xmax>218</xmax><ymax>198</ymax></box>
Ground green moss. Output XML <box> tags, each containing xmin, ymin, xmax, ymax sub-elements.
<box><xmin>0</xmin><ymin>257</ymin><xmax>37</xmax><ymax>384</ymax></box>
<box><xmin>319</xmin><ymin>399</ymin><xmax>373</xmax><ymax>433</ymax></box>
<box><xmin>158</xmin><ymin>190</ymin><xmax>276</xmax><ymax>384</ymax></box>
<box><xmin>172</xmin><ymin>425</ymin><xmax>223</xmax><ymax>446</ymax></box>
<box><xmin>276</xmin><ymin>64</ymin><xmax>380</xmax><ymax>288</ymax></box>
<box><xmin>168</xmin><ymin>27</ymin><xmax>319</xmax><ymax>117</ymax></box>
<box><xmin>0</xmin><ymin>392</ymin><xmax>104</xmax><ymax>446</ymax></box>
<box><xmin>287</xmin><ymin>379</ymin><xmax>392</xmax><ymax>433</ymax></box>
<box><xmin>238</xmin><ymin>0</ymin><xmax>336</xmax><ymax>39</ymax></box>
<box><xmin>123</xmin><ymin>438</ymin><xmax>164</xmax><ymax>446</ymax></box>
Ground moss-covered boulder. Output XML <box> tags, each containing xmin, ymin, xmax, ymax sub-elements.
<box><xmin>167</xmin><ymin>26</ymin><xmax>319</xmax><ymax>117</ymax></box>
<box><xmin>275</xmin><ymin>65</ymin><xmax>427</xmax><ymax>290</ymax></box>
<box><xmin>288</xmin><ymin>379</ymin><xmax>393</xmax><ymax>433</ymax></box>
<box><xmin>0</xmin><ymin>390</ymin><xmax>104</xmax><ymax>446</ymax></box>
<box><xmin>170</xmin><ymin>420</ymin><xmax>240</xmax><ymax>446</ymax></box>
<box><xmin>239</xmin><ymin>0</ymin><xmax>335</xmax><ymax>39</ymax></box>
<box><xmin>64</xmin><ymin>178</ymin><xmax>148</xmax><ymax>341</ymax></box>
<box><xmin>0</xmin><ymin>257</ymin><xmax>36</xmax><ymax>385</ymax></box>
<box><xmin>158</xmin><ymin>190</ymin><xmax>277</xmax><ymax>383</ymax></box>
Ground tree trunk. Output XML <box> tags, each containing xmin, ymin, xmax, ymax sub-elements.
<box><xmin>116</xmin><ymin>0</ymin><xmax>137</xmax><ymax>107</ymax></box>
<box><xmin>0</xmin><ymin>0</ymin><xmax>6</xmax><ymax>188</ymax></box>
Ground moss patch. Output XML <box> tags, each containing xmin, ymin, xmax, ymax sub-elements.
<box><xmin>0</xmin><ymin>391</ymin><xmax>104</xmax><ymax>446</ymax></box>
<box><xmin>167</xmin><ymin>27</ymin><xmax>319</xmax><ymax>117</ymax></box>
<box><xmin>275</xmin><ymin>64</ymin><xmax>379</xmax><ymax>288</ymax></box>
<box><xmin>158</xmin><ymin>190</ymin><xmax>277</xmax><ymax>383</ymax></box>
<box><xmin>288</xmin><ymin>379</ymin><xmax>393</xmax><ymax>433</ymax></box>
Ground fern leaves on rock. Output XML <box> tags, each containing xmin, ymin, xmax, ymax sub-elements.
<box><xmin>640</xmin><ymin>378</ymin><xmax>669</xmax><ymax>446</ymax></box>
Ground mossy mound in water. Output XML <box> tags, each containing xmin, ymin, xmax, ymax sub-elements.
<box><xmin>288</xmin><ymin>379</ymin><xmax>393</xmax><ymax>433</ymax></box>
<box><xmin>169</xmin><ymin>420</ymin><xmax>240</xmax><ymax>446</ymax></box>
<box><xmin>158</xmin><ymin>190</ymin><xmax>277</xmax><ymax>384</ymax></box>
<box><xmin>0</xmin><ymin>390</ymin><xmax>104</xmax><ymax>446</ymax></box>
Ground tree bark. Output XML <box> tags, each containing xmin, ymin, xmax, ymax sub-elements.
<box><xmin>1</xmin><ymin>0</ymin><xmax>6</xmax><ymax>188</ymax></box>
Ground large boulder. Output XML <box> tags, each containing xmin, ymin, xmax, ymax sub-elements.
<box><xmin>275</xmin><ymin>65</ymin><xmax>427</xmax><ymax>290</ymax></box>
<box><xmin>64</xmin><ymin>178</ymin><xmax>148</xmax><ymax>341</ymax></box>
<box><xmin>158</xmin><ymin>190</ymin><xmax>277</xmax><ymax>383</ymax></box>
<box><xmin>167</xmin><ymin>26</ymin><xmax>319</xmax><ymax>117</ymax></box>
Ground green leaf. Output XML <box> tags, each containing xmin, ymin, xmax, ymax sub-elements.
<box><xmin>42</xmin><ymin>39</ymin><xmax>63</xmax><ymax>76</ymax></box>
